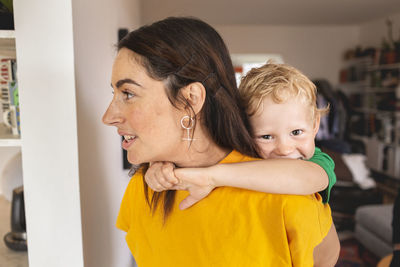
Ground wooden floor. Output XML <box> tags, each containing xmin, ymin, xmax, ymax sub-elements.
<box><xmin>336</xmin><ymin>231</ymin><xmax>380</xmax><ymax>267</ymax></box>
<box><xmin>0</xmin><ymin>195</ymin><xmax>28</xmax><ymax>267</ymax></box>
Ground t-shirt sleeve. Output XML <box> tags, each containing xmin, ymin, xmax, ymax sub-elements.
<box><xmin>116</xmin><ymin>173</ymin><xmax>139</xmax><ymax>232</ymax></box>
<box><xmin>308</xmin><ymin>147</ymin><xmax>336</xmax><ymax>203</ymax></box>
<box><xmin>283</xmin><ymin>194</ymin><xmax>332</xmax><ymax>267</ymax></box>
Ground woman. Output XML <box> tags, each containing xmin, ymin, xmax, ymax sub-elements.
<box><xmin>103</xmin><ymin>17</ymin><xmax>332</xmax><ymax>267</ymax></box>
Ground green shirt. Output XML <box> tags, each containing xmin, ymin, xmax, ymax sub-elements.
<box><xmin>308</xmin><ymin>147</ymin><xmax>336</xmax><ymax>203</ymax></box>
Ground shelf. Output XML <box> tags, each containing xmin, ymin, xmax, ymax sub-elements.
<box><xmin>0</xmin><ymin>138</ymin><xmax>21</xmax><ymax>147</ymax></box>
<box><xmin>0</xmin><ymin>30</ymin><xmax>16</xmax><ymax>57</ymax></box>
<box><xmin>342</xmin><ymin>57</ymin><xmax>373</xmax><ymax>67</ymax></box>
<box><xmin>344</xmin><ymin>58</ymin><xmax>400</xmax><ymax>182</ymax></box>
<box><xmin>0</xmin><ymin>30</ymin><xmax>15</xmax><ymax>39</ymax></box>
<box><xmin>370</xmin><ymin>168</ymin><xmax>400</xmax><ymax>181</ymax></box>
<box><xmin>350</xmin><ymin>134</ymin><xmax>397</xmax><ymax>147</ymax></box>
<box><xmin>340</xmin><ymin>82</ymin><xmax>398</xmax><ymax>92</ymax></box>
<box><xmin>339</xmin><ymin>81</ymin><xmax>368</xmax><ymax>87</ymax></box>
<box><xmin>349</xmin><ymin>134</ymin><xmax>369</xmax><ymax>143</ymax></box>
<box><xmin>339</xmin><ymin>81</ymin><xmax>368</xmax><ymax>95</ymax></box>
<box><xmin>0</xmin><ymin>31</ymin><xmax>18</xmax><ymax>147</ymax></box>
<box><xmin>368</xmin><ymin>63</ymin><xmax>400</xmax><ymax>71</ymax></box>
<box><xmin>0</xmin><ymin>124</ymin><xmax>20</xmax><ymax>146</ymax></box>
<box><xmin>352</xmin><ymin>107</ymin><xmax>399</xmax><ymax>115</ymax></box>
<box><xmin>341</xmin><ymin>86</ymin><xmax>396</xmax><ymax>95</ymax></box>
<box><xmin>365</xmin><ymin>87</ymin><xmax>397</xmax><ymax>93</ymax></box>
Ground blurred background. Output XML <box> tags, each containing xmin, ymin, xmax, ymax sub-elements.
<box><xmin>1</xmin><ymin>0</ymin><xmax>400</xmax><ymax>266</ymax></box>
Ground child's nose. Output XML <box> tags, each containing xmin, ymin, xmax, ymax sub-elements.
<box><xmin>274</xmin><ymin>140</ymin><xmax>294</xmax><ymax>156</ymax></box>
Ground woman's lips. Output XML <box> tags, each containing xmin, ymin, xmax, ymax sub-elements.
<box><xmin>121</xmin><ymin>134</ymin><xmax>136</xmax><ymax>150</ymax></box>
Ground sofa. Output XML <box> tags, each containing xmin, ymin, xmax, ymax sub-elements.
<box><xmin>355</xmin><ymin>204</ymin><xmax>393</xmax><ymax>258</ymax></box>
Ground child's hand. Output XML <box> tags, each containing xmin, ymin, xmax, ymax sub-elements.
<box><xmin>145</xmin><ymin>162</ymin><xmax>179</xmax><ymax>192</ymax></box>
<box><xmin>174</xmin><ymin>167</ymin><xmax>216</xmax><ymax>210</ymax></box>
<box><xmin>145</xmin><ymin>163</ymin><xmax>217</xmax><ymax>210</ymax></box>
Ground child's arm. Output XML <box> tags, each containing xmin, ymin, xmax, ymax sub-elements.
<box><xmin>214</xmin><ymin>148</ymin><xmax>336</xmax><ymax>203</ymax></box>
<box><xmin>208</xmin><ymin>159</ymin><xmax>328</xmax><ymax>195</ymax></box>
<box><xmin>145</xmin><ymin>158</ymin><xmax>330</xmax><ymax>210</ymax></box>
<box><xmin>308</xmin><ymin>147</ymin><xmax>336</xmax><ymax>203</ymax></box>
<box><xmin>175</xmin><ymin>159</ymin><xmax>329</xmax><ymax>209</ymax></box>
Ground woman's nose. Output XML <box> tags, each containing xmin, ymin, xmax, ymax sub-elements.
<box><xmin>102</xmin><ymin>100</ymin><xmax>123</xmax><ymax>126</ymax></box>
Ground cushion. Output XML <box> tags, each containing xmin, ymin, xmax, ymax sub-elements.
<box><xmin>355</xmin><ymin>204</ymin><xmax>393</xmax><ymax>244</ymax></box>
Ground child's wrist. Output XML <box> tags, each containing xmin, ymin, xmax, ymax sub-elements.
<box><xmin>208</xmin><ymin>164</ymin><xmax>222</xmax><ymax>187</ymax></box>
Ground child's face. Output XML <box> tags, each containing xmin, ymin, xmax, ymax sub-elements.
<box><xmin>250</xmin><ymin>96</ymin><xmax>320</xmax><ymax>160</ymax></box>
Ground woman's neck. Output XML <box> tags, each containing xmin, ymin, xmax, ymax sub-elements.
<box><xmin>176</xmin><ymin>144</ymin><xmax>230</xmax><ymax>168</ymax></box>
<box><xmin>174</xmin><ymin>128</ymin><xmax>231</xmax><ymax>168</ymax></box>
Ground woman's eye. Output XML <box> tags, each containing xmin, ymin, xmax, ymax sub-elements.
<box><xmin>260</xmin><ymin>135</ymin><xmax>273</xmax><ymax>140</ymax></box>
<box><xmin>123</xmin><ymin>91</ymin><xmax>135</xmax><ymax>100</ymax></box>
<box><xmin>291</xmin><ymin>129</ymin><xmax>303</xmax><ymax>136</ymax></box>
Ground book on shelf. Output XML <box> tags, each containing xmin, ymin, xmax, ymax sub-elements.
<box><xmin>0</xmin><ymin>57</ymin><xmax>19</xmax><ymax>137</ymax></box>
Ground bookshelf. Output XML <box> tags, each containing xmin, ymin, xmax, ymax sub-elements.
<box><xmin>0</xmin><ymin>139</ymin><xmax>21</xmax><ymax>147</ymax></box>
<box><xmin>339</xmin><ymin>57</ymin><xmax>400</xmax><ymax>180</ymax></box>
<box><xmin>0</xmin><ymin>30</ymin><xmax>19</xmax><ymax>147</ymax></box>
<box><xmin>0</xmin><ymin>30</ymin><xmax>15</xmax><ymax>38</ymax></box>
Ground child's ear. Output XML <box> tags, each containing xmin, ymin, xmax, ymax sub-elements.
<box><xmin>313</xmin><ymin>113</ymin><xmax>321</xmax><ymax>137</ymax></box>
<box><xmin>181</xmin><ymin>82</ymin><xmax>206</xmax><ymax>115</ymax></box>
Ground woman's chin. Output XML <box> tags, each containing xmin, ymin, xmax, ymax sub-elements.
<box><xmin>127</xmin><ymin>153</ymin><xmax>144</xmax><ymax>166</ymax></box>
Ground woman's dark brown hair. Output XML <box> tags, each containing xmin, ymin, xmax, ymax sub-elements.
<box><xmin>118</xmin><ymin>17</ymin><xmax>259</xmax><ymax>219</ymax></box>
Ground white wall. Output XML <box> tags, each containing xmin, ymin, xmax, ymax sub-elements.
<box><xmin>71</xmin><ymin>0</ymin><xmax>140</xmax><ymax>266</ymax></box>
<box><xmin>359</xmin><ymin>12</ymin><xmax>400</xmax><ymax>47</ymax></box>
<box><xmin>14</xmin><ymin>0</ymin><xmax>84</xmax><ymax>266</ymax></box>
<box><xmin>216</xmin><ymin>24</ymin><xmax>359</xmax><ymax>86</ymax></box>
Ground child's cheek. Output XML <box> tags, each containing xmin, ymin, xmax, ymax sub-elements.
<box><xmin>255</xmin><ymin>141</ymin><xmax>272</xmax><ymax>159</ymax></box>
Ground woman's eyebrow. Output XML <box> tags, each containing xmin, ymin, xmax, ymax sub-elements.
<box><xmin>114</xmin><ymin>78</ymin><xmax>142</xmax><ymax>88</ymax></box>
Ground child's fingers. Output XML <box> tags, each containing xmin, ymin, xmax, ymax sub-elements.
<box><xmin>179</xmin><ymin>195</ymin><xmax>200</xmax><ymax>210</ymax></box>
<box><xmin>157</xmin><ymin>175</ymin><xmax>175</xmax><ymax>188</ymax></box>
<box><xmin>171</xmin><ymin>183</ymin><xmax>187</xmax><ymax>191</ymax></box>
<box><xmin>161</xmin><ymin>162</ymin><xmax>179</xmax><ymax>184</ymax></box>
<box><xmin>145</xmin><ymin>161</ymin><xmax>180</xmax><ymax>191</ymax></box>
<box><xmin>145</xmin><ymin>176</ymin><xmax>165</xmax><ymax>192</ymax></box>
<box><xmin>145</xmin><ymin>162</ymin><xmax>168</xmax><ymax>191</ymax></box>
<box><xmin>153</xmin><ymin>163</ymin><xmax>175</xmax><ymax>188</ymax></box>
<box><xmin>146</xmin><ymin>178</ymin><xmax>164</xmax><ymax>192</ymax></box>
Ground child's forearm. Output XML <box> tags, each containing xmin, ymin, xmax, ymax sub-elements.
<box><xmin>210</xmin><ymin>159</ymin><xmax>329</xmax><ymax>195</ymax></box>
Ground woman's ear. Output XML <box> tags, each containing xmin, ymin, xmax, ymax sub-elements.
<box><xmin>181</xmin><ymin>82</ymin><xmax>206</xmax><ymax>115</ymax></box>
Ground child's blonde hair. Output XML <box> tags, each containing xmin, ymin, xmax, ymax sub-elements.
<box><xmin>239</xmin><ymin>62</ymin><xmax>329</xmax><ymax>122</ymax></box>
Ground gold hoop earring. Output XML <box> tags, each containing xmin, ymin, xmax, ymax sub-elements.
<box><xmin>180</xmin><ymin>115</ymin><xmax>195</xmax><ymax>142</ymax></box>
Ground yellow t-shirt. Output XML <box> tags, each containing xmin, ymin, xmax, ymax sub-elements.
<box><xmin>117</xmin><ymin>150</ymin><xmax>332</xmax><ymax>267</ymax></box>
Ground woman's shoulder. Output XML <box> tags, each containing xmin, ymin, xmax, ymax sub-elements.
<box><xmin>258</xmin><ymin>192</ymin><xmax>323</xmax><ymax>209</ymax></box>
<box><xmin>220</xmin><ymin>150</ymin><xmax>260</xmax><ymax>164</ymax></box>
<box><xmin>124</xmin><ymin>166</ymin><xmax>146</xmax><ymax>192</ymax></box>
<box><xmin>280</xmin><ymin>193</ymin><xmax>332</xmax><ymax>234</ymax></box>
<box><xmin>280</xmin><ymin>193</ymin><xmax>327</xmax><ymax>209</ymax></box>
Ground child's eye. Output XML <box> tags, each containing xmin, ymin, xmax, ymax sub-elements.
<box><xmin>260</xmin><ymin>135</ymin><xmax>273</xmax><ymax>140</ymax></box>
<box><xmin>291</xmin><ymin>129</ymin><xmax>303</xmax><ymax>136</ymax></box>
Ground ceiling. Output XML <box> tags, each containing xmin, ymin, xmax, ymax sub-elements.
<box><xmin>140</xmin><ymin>0</ymin><xmax>400</xmax><ymax>26</ymax></box>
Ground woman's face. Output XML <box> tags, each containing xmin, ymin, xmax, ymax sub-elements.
<box><xmin>102</xmin><ymin>48</ymin><xmax>184</xmax><ymax>165</ymax></box>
